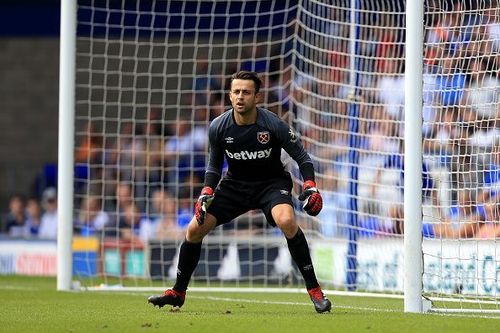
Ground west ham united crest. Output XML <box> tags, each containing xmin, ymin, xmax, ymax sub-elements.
<box><xmin>257</xmin><ymin>131</ymin><xmax>270</xmax><ymax>144</ymax></box>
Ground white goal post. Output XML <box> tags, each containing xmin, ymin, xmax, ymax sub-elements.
<box><xmin>404</xmin><ymin>0</ymin><xmax>424</xmax><ymax>313</ymax></box>
<box><xmin>57</xmin><ymin>0</ymin><xmax>77</xmax><ymax>292</ymax></box>
<box><xmin>58</xmin><ymin>0</ymin><xmax>500</xmax><ymax>315</ymax></box>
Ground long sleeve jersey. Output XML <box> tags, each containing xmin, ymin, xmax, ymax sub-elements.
<box><xmin>204</xmin><ymin>107</ymin><xmax>315</xmax><ymax>188</ymax></box>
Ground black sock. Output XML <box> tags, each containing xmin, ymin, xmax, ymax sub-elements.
<box><xmin>286</xmin><ymin>228</ymin><xmax>319</xmax><ymax>290</ymax></box>
<box><xmin>173</xmin><ymin>239</ymin><xmax>202</xmax><ymax>292</ymax></box>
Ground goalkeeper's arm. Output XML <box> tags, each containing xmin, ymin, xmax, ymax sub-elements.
<box><xmin>194</xmin><ymin>128</ymin><xmax>224</xmax><ymax>225</ymax></box>
<box><xmin>275</xmin><ymin>123</ymin><xmax>323</xmax><ymax>216</ymax></box>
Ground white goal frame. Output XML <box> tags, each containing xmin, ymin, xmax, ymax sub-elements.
<box><xmin>55</xmin><ymin>0</ymin><xmax>426</xmax><ymax>313</ymax></box>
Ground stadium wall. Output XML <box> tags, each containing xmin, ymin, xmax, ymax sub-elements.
<box><xmin>0</xmin><ymin>38</ymin><xmax>59</xmax><ymax>208</ymax></box>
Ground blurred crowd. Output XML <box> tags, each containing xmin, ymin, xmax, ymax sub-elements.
<box><xmin>1</xmin><ymin>0</ymin><xmax>498</xmax><ymax>242</ymax></box>
<box><xmin>1</xmin><ymin>188</ymin><xmax>58</xmax><ymax>239</ymax></box>
<box><xmin>300</xmin><ymin>1</ymin><xmax>500</xmax><ymax>240</ymax></box>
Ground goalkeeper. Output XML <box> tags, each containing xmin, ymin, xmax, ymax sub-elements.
<box><xmin>148</xmin><ymin>71</ymin><xmax>331</xmax><ymax>313</ymax></box>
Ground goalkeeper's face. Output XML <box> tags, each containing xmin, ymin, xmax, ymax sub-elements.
<box><xmin>229</xmin><ymin>79</ymin><xmax>260</xmax><ymax>116</ymax></box>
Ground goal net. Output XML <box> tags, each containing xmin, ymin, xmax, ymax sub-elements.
<box><xmin>68</xmin><ymin>0</ymin><xmax>499</xmax><ymax>313</ymax></box>
<box><xmin>420</xmin><ymin>0</ymin><xmax>499</xmax><ymax>312</ymax></box>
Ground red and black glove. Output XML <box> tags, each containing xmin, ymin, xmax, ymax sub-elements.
<box><xmin>298</xmin><ymin>180</ymin><xmax>322</xmax><ymax>216</ymax></box>
<box><xmin>194</xmin><ymin>186</ymin><xmax>214</xmax><ymax>225</ymax></box>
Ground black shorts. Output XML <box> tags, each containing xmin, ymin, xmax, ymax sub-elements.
<box><xmin>207</xmin><ymin>172</ymin><xmax>293</xmax><ymax>227</ymax></box>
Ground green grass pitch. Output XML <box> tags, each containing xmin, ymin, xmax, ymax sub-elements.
<box><xmin>0</xmin><ymin>276</ymin><xmax>498</xmax><ymax>333</ymax></box>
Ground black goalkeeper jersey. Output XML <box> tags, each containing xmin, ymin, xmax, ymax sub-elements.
<box><xmin>204</xmin><ymin>107</ymin><xmax>314</xmax><ymax>187</ymax></box>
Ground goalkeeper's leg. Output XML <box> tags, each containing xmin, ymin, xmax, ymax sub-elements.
<box><xmin>148</xmin><ymin>214</ymin><xmax>216</xmax><ymax>309</ymax></box>
<box><xmin>271</xmin><ymin>204</ymin><xmax>332</xmax><ymax>313</ymax></box>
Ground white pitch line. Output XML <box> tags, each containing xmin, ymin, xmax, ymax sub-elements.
<box><xmin>109</xmin><ymin>291</ymin><xmax>392</xmax><ymax>312</ymax></box>
<box><xmin>190</xmin><ymin>295</ymin><xmax>398</xmax><ymax>313</ymax></box>
<box><xmin>0</xmin><ymin>285</ymin><xmax>38</xmax><ymax>291</ymax></box>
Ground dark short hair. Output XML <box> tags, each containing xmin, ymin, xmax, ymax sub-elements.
<box><xmin>230</xmin><ymin>71</ymin><xmax>262</xmax><ymax>93</ymax></box>
<box><xmin>9</xmin><ymin>193</ymin><xmax>26</xmax><ymax>204</ymax></box>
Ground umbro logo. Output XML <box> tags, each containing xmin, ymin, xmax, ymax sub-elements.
<box><xmin>225</xmin><ymin>137</ymin><xmax>234</xmax><ymax>144</ymax></box>
<box><xmin>280</xmin><ymin>190</ymin><xmax>290</xmax><ymax>195</ymax></box>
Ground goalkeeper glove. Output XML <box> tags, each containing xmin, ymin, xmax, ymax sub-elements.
<box><xmin>194</xmin><ymin>186</ymin><xmax>214</xmax><ymax>225</ymax></box>
<box><xmin>298</xmin><ymin>180</ymin><xmax>322</xmax><ymax>216</ymax></box>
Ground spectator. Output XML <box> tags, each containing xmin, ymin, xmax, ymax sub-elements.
<box><xmin>75</xmin><ymin>121</ymin><xmax>103</xmax><ymax>166</ymax></box>
<box><xmin>4</xmin><ymin>194</ymin><xmax>27</xmax><ymax>237</ymax></box>
<box><xmin>463</xmin><ymin>58</ymin><xmax>500</xmax><ymax>154</ymax></box>
<box><xmin>317</xmin><ymin>168</ymin><xmax>348</xmax><ymax>238</ymax></box>
<box><xmin>465</xmin><ymin>58</ymin><xmax>499</xmax><ymax>121</ymax></box>
<box><xmin>267</xmin><ymin>65</ymin><xmax>292</xmax><ymax>115</ymax></box>
<box><xmin>305</xmin><ymin>113</ymin><xmax>349</xmax><ymax>167</ymax></box>
<box><xmin>118</xmin><ymin>202</ymin><xmax>155</xmax><ymax>242</ymax></box>
<box><xmin>141</xmin><ymin>107</ymin><xmax>166</xmax><ymax>190</ymax></box>
<box><xmin>485</xmin><ymin>1</ymin><xmax>500</xmax><ymax>54</ymax></box>
<box><xmin>109</xmin><ymin>122</ymin><xmax>148</xmax><ymax>209</ymax></box>
<box><xmin>209</xmin><ymin>93</ymin><xmax>227</xmax><ymax>121</ymax></box>
<box><xmin>149</xmin><ymin>188</ymin><xmax>166</xmax><ymax>219</ymax></box>
<box><xmin>177</xmin><ymin>197</ymin><xmax>193</xmax><ymax>230</ymax></box>
<box><xmin>192</xmin><ymin>53</ymin><xmax>221</xmax><ymax>106</ymax></box>
<box><xmin>476</xmin><ymin>200</ymin><xmax>499</xmax><ymax>239</ymax></box>
<box><xmin>164</xmin><ymin>116</ymin><xmax>207</xmax><ymax>192</ymax></box>
<box><xmin>422</xmin><ymin>64</ymin><xmax>440</xmax><ymax>136</ymax></box>
<box><xmin>25</xmin><ymin>197</ymin><xmax>42</xmax><ymax>237</ymax></box>
<box><xmin>104</xmin><ymin>182</ymin><xmax>134</xmax><ymax>237</ymax></box>
<box><xmin>107</xmin><ymin>181</ymin><xmax>134</xmax><ymax>223</ymax></box>
<box><xmin>434</xmin><ymin>188</ymin><xmax>485</xmax><ymax>239</ymax></box>
<box><xmin>74</xmin><ymin>196</ymin><xmax>110</xmax><ymax>237</ymax></box>
<box><xmin>435</xmin><ymin>56</ymin><xmax>467</xmax><ymax>107</ymax></box>
<box><xmin>423</xmin><ymin>106</ymin><xmax>462</xmax><ymax>156</ymax></box>
<box><xmin>376</xmin><ymin>58</ymin><xmax>405</xmax><ymax>121</ymax></box>
<box><xmin>74</xmin><ymin>122</ymin><xmax>104</xmax><ymax>197</ymax></box>
<box><xmin>476</xmin><ymin>143</ymin><xmax>500</xmax><ymax>209</ymax></box>
<box><xmin>116</xmin><ymin>181</ymin><xmax>133</xmax><ymax>209</ymax></box>
<box><xmin>365</xmin><ymin>108</ymin><xmax>400</xmax><ymax>155</ymax></box>
<box><xmin>431</xmin><ymin>2</ymin><xmax>466</xmax><ymax>57</ymax></box>
<box><xmin>151</xmin><ymin>189</ymin><xmax>183</xmax><ymax>240</ymax></box>
<box><xmin>38</xmin><ymin>187</ymin><xmax>58</xmax><ymax>239</ymax></box>
<box><xmin>468</xmin><ymin>120</ymin><xmax>500</xmax><ymax>154</ymax></box>
<box><xmin>370</xmin><ymin>153</ymin><xmax>437</xmax><ymax>235</ymax></box>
